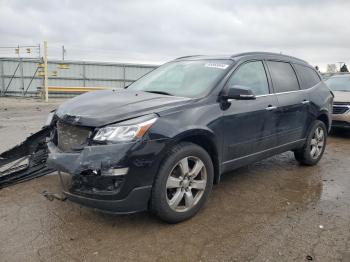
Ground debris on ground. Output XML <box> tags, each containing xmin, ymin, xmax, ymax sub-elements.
<box><xmin>41</xmin><ymin>190</ymin><xmax>67</xmax><ymax>201</ymax></box>
<box><xmin>0</xmin><ymin>127</ymin><xmax>54</xmax><ymax>189</ymax></box>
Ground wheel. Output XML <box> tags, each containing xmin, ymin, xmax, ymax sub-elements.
<box><xmin>150</xmin><ymin>142</ymin><xmax>214</xmax><ymax>223</ymax></box>
<box><xmin>294</xmin><ymin>120</ymin><xmax>327</xmax><ymax>166</ymax></box>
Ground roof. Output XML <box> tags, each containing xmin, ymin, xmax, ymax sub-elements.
<box><xmin>175</xmin><ymin>52</ymin><xmax>308</xmax><ymax>65</ymax></box>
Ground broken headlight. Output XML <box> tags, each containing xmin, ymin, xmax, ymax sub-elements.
<box><xmin>93</xmin><ymin>115</ymin><xmax>158</xmax><ymax>143</ymax></box>
<box><xmin>45</xmin><ymin>111</ymin><xmax>55</xmax><ymax>126</ymax></box>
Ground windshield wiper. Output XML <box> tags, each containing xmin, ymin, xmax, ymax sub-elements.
<box><xmin>144</xmin><ymin>90</ymin><xmax>174</xmax><ymax>96</ymax></box>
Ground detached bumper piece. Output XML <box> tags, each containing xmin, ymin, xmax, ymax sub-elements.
<box><xmin>0</xmin><ymin>127</ymin><xmax>55</xmax><ymax>189</ymax></box>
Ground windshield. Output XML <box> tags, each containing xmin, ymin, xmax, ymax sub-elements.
<box><xmin>325</xmin><ymin>76</ymin><xmax>350</xmax><ymax>92</ymax></box>
<box><xmin>127</xmin><ymin>60</ymin><xmax>232</xmax><ymax>98</ymax></box>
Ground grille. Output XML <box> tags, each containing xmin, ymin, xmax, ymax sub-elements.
<box><xmin>333</xmin><ymin>105</ymin><xmax>349</xmax><ymax>114</ymax></box>
<box><xmin>56</xmin><ymin>120</ymin><xmax>92</xmax><ymax>152</ymax></box>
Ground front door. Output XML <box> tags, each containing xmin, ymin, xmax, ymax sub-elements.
<box><xmin>222</xmin><ymin>60</ymin><xmax>279</xmax><ymax>164</ymax></box>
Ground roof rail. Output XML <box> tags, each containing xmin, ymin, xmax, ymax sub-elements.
<box><xmin>175</xmin><ymin>55</ymin><xmax>202</xmax><ymax>60</ymax></box>
<box><xmin>230</xmin><ymin>52</ymin><xmax>307</xmax><ymax>64</ymax></box>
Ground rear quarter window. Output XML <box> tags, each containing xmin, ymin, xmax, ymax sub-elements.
<box><xmin>267</xmin><ymin>61</ymin><xmax>300</xmax><ymax>93</ymax></box>
<box><xmin>294</xmin><ymin>64</ymin><xmax>321</xmax><ymax>89</ymax></box>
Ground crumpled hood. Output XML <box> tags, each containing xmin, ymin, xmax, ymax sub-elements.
<box><xmin>333</xmin><ymin>91</ymin><xmax>350</xmax><ymax>103</ymax></box>
<box><xmin>55</xmin><ymin>89</ymin><xmax>192</xmax><ymax>127</ymax></box>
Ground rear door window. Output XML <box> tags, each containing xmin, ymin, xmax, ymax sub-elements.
<box><xmin>227</xmin><ymin>61</ymin><xmax>269</xmax><ymax>95</ymax></box>
<box><xmin>294</xmin><ymin>64</ymin><xmax>321</xmax><ymax>89</ymax></box>
<box><xmin>267</xmin><ymin>61</ymin><xmax>300</xmax><ymax>93</ymax></box>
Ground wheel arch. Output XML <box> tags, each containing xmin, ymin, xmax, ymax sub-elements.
<box><xmin>167</xmin><ymin>129</ymin><xmax>221</xmax><ymax>184</ymax></box>
<box><xmin>317</xmin><ymin>111</ymin><xmax>331</xmax><ymax>133</ymax></box>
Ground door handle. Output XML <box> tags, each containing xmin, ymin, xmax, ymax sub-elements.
<box><xmin>265</xmin><ymin>105</ymin><xmax>277</xmax><ymax>111</ymax></box>
<box><xmin>302</xmin><ymin>100</ymin><xmax>310</xmax><ymax>105</ymax></box>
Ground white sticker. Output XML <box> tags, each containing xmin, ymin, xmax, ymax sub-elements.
<box><xmin>205</xmin><ymin>63</ymin><xmax>229</xmax><ymax>69</ymax></box>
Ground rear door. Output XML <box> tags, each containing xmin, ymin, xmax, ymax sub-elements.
<box><xmin>266</xmin><ymin>61</ymin><xmax>309</xmax><ymax>145</ymax></box>
<box><xmin>293</xmin><ymin>63</ymin><xmax>323</xmax><ymax>135</ymax></box>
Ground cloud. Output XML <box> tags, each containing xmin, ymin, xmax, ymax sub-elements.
<box><xmin>0</xmin><ymin>0</ymin><xmax>349</xmax><ymax>70</ymax></box>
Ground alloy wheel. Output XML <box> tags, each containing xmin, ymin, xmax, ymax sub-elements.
<box><xmin>166</xmin><ymin>156</ymin><xmax>207</xmax><ymax>212</ymax></box>
<box><xmin>310</xmin><ymin>127</ymin><xmax>325</xmax><ymax>159</ymax></box>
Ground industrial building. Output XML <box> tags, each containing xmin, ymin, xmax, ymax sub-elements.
<box><xmin>0</xmin><ymin>57</ymin><xmax>157</xmax><ymax>97</ymax></box>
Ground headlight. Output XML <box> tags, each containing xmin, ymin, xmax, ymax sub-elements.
<box><xmin>93</xmin><ymin>115</ymin><xmax>158</xmax><ymax>142</ymax></box>
<box><xmin>45</xmin><ymin>111</ymin><xmax>55</xmax><ymax>126</ymax></box>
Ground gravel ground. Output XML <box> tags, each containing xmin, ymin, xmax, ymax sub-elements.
<box><xmin>0</xmin><ymin>97</ymin><xmax>349</xmax><ymax>262</ymax></box>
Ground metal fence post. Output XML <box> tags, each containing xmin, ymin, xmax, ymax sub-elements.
<box><xmin>20</xmin><ymin>58</ymin><xmax>25</xmax><ymax>96</ymax></box>
<box><xmin>0</xmin><ymin>60</ymin><xmax>4</xmax><ymax>96</ymax></box>
<box><xmin>43</xmin><ymin>41</ymin><xmax>48</xmax><ymax>101</ymax></box>
<box><xmin>123</xmin><ymin>65</ymin><xmax>126</xmax><ymax>88</ymax></box>
<box><xmin>82</xmin><ymin>62</ymin><xmax>86</xmax><ymax>87</ymax></box>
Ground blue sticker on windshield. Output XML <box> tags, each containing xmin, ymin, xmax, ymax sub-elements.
<box><xmin>205</xmin><ymin>63</ymin><xmax>229</xmax><ymax>69</ymax></box>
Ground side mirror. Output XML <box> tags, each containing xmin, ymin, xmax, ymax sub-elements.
<box><xmin>224</xmin><ymin>85</ymin><xmax>256</xmax><ymax>100</ymax></box>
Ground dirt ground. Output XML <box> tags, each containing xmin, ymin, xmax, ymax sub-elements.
<box><xmin>0</xmin><ymin>97</ymin><xmax>350</xmax><ymax>262</ymax></box>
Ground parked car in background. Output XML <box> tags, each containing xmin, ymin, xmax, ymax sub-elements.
<box><xmin>44</xmin><ymin>52</ymin><xmax>333</xmax><ymax>223</ymax></box>
<box><xmin>325</xmin><ymin>74</ymin><xmax>350</xmax><ymax>129</ymax></box>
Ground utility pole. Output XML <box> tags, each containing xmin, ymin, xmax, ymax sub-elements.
<box><xmin>43</xmin><ymin>41</ymin><xmax>48</xmax><ymax>102</ymax></box>
<box><xmin>16</xmin><ymin>44</ymin><xmax>20</xmax><ymax>58</ymax></box>
<box><xmin>62</xmin><ymin>45</ymin><xmax>66</xmax><ymax>61</ymax></box>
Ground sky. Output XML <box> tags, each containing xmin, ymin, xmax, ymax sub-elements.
<box><xmin>0</xmin><ymin>0</ymin><xmax>349</xmax><ymax>71</ymax></box>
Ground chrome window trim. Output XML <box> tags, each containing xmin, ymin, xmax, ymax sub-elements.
<box><xmin>223</xmin><ymin>58</ymin><xmax>322</xmax><ymax>99</ymax></box>
<box><xmin>254</xmin><ymin>82</ymin><xmax>319</xmax><ymax>98</ymax></box>
<box><xmin>255</xmin><ymin>89</ymin><xmax>303</xmax><ymax>98</ymax></box>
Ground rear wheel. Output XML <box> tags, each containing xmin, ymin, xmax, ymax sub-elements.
<box><xmin>294</xmin><ymin>120</ymin><xmax>327</xmax><ymax>165</ymax></box>
<box><xmin>150</xmin><ymin>142</ymin><xmax>214</xmax><ymax>223</ymax></box>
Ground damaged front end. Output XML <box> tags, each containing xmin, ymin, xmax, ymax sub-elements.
<box><xmin>44</xmin><ymin>114</ymin><xmax>160</xmax><ymax>214</ymax></box>
<box><xmin>0</xmin><ymin>94</ymin><xmax>166</xmax><ymax>214</ymax></box>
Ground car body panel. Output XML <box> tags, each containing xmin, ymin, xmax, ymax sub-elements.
<box><xmin>274</xmin><ymin>90</ymin><xmax>310</xmax><ymax>144</ymax></box>
<box><xmin>55</xmin><ymin>89</ymin><xmax>192</xmax><ymax>127</ymax></box>
<box><xmin>222</xmin><ymin>95</ymin><xmax>279</xmax><ymax>162</ymax></box>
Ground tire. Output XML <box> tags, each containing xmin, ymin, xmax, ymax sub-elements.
<box><xmin>294</xmin><ymin>120</ymin><xmax>327</xmax><ymax>166</ymax></box>
<box><xmin>150</xmin><ymin>142</ymin><xmax>214</xmax><ymax>223</ymax></box>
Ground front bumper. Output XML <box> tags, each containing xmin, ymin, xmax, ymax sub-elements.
<box><xmin>332</xmin><ymin>113</ymin><xmax>350</xmax><ymax>128</ymax></box>
<box><xmin>47</xmin><ymin>138</ymin><xmax>168</xmax><ymax>213</ymax></box>
<box><xmin>61</xmin><ymin>173</ymin><xmax>152</xmax><ymax>214</ymax></box>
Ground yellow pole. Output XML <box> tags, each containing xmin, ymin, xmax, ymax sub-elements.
<box><xmin>43</xmin><ymin>41</ymin><xmax>48</xmax><ymax>102</ymax></box>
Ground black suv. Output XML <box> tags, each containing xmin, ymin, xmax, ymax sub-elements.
<box><xmin>46</xmin><ymin>52</ymin><xmax>333</xmax><ymax>223</ymax></box>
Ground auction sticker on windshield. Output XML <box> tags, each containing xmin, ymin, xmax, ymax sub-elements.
<box><xmin>204</xmin><ymin>63</ymin><xmax>229</xmax><ymax>69</ymax></box>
